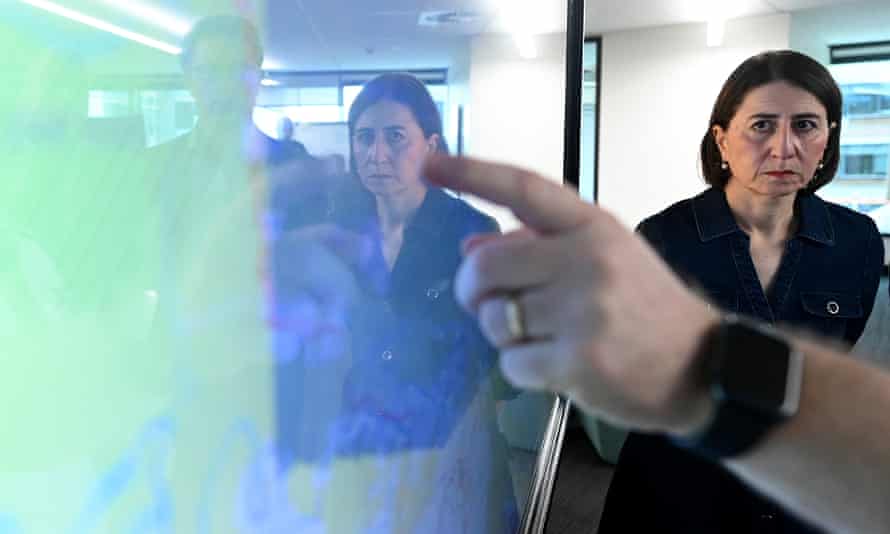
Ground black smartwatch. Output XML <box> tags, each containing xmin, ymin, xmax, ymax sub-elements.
<box><xmin>673</xmin><ymin>314</ymin><xmax>804</xmax><ymax>459</ymax></box>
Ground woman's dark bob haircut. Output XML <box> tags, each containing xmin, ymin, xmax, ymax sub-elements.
<box><xmin>700</xmin><ymin>50</ymin><xmax>842</xmax><ymax>193</ymax></box>
<box><xmin>347</xmin><ymin>73</ymin><xmax>447</xmax><ymax>173</ymax></box>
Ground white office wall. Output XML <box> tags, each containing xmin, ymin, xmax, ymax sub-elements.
<box><xmin>597</xmin><ymin>14</ymin><xmax>791</xmax><ymax>228</ymax></box>
<box><xmin>464</xmin><ymin>32</ymin><xmax>567</xmax><ymax>231</ymax></box>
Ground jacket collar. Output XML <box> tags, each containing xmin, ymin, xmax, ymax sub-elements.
<box><xmin>692</xmin><ymin>188</ymin><xmax>834</xmax><ymax>245</ymax></box>
<box><xmin>406</xmin><ymin>188</ymin><xmax>451</xmax><ymax>239</ymax></box>
<box><xmin>338</xmin><ymin>186</ymin><xmax>452</xmax><ymax>239</ymax></box>
<box><xmin>692</xmin><ymin>188</ymin><xmax>739</xmax><ymax>242</ymax></box>
<box><xmin>795</xmin><ymin>192</ymin><xmax>835</xmax><ymax>245</ymax></box>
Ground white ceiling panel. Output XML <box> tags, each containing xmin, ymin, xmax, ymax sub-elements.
<box><xmin>6</xmin><ymin>0</ymin><xmax>875</xmax><ymax>74</ymax></box>
<box><xmin>582</xmin><ymin>0</ymin><xmax>856</xmax><ymax>34</ymax></box>
<box><xmin>768</xmin><ymin>0</ymin><xmax>858</xmax><ymax>10</ymax></box>
<box><xmin>584</xmin><ymin>0</ymin><xmax>774</xmax><ymax>34</ymax></box>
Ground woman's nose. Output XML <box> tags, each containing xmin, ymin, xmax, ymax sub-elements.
<box><xmin>368</xmin><ymin>136</ymin><xmax>390</xmax><ymax>163</ymax></box>
<box><xmin>770</xmin><ymin>123</ymin><xmax>797</xmax><ymax>160</ymax></box>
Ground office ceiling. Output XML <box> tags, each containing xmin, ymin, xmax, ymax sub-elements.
<box><xmin>1</xmin><ymin>0</ymin><xmax>866</xmax><ymax>74</ymax></box>
<box><xmin>584</xmin><ymin>0</ymin><xmax>857</xmax><ymax>33</ymax></box>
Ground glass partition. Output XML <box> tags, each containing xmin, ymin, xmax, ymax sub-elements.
<box><xmin>791</xmin><ymin>1</ymin><xmax>890</xmax><ymax>234</ymax></box>
<box><xmin>579</xmin><ymin>38</ymin><xmax>599</xmax><ymax>203</ymax></box>
<box><xmin>0</xmin><ymin>0</ymin><xmax>578</xmax><ymax>533</ymax></box>
<box><xmin>821</xmin><ymin>62</ymin><xmax>890</xmax><ymax>229</ymax></box>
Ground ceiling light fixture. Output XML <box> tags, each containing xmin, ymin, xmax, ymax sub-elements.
<box><xmin>19</xmin><ymin>0</ymin><xmax>181</xmax><ymax>55</ymax></box>
<box><xmin>93</xmin><ymin>0</ymin><xmax>192</xmax><ymax>36</ymax></box>
<box><xmin>707</xmin><ymin>18</ymin><xmax>726</xmax><ymax>47</ymax></box>
<box><xmin>492</xmin><ymin>0</ymin><xmax>539</xmax><ymax>59</ymax></box>
<box><xmin>514</xmin><ymin>34</ymin><xmax>538</xmax><ymax>59</ymax></box>
<box><xmin>260</xmin><ymin>78</ymin><xmax>281</xmax><ymax>87</ymax></box>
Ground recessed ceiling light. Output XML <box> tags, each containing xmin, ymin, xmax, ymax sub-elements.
<box><xmin>515</xmin><ymin>34</ymin><xmax>538</xmax><ymax>59</ymax></box>
<box><xmin>707</xmin><ymin>19</ymin><xmax>725</xmax><ymax>48</ymax></box>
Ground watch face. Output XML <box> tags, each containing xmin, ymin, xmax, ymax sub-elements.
<box><xmin>715</xmin><ymin>322</ymin><xmax>791</xmax><ymax>414</ymax></box>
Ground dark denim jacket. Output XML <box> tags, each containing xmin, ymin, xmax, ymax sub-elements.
<box><xmin>333</xmin><ymin>187</ymin><xmax>504</xmax><ymax>455</ymax></box>
<box><xmin>599</xmin><ymin>188</ymin><xmax>883</xmax><ymax>534</ymax></box>
<box><xmin>639</xmin><ymin>187</ymin><xmax>882</xmax><ymax>344</ymax></box>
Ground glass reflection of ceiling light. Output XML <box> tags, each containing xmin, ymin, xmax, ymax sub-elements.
<box><xmin>492</xmin><ymin>0</ymin><xmax>539</xmax><ymax>59</ymax></box>
<box><xmin>93</xmin><ymin>0</ymin><xmax>192</xmax><ymax>36</ymax></box>
<box><xmin>261</xmin><ymin>78</ymin><xmax>281</xmax><ymax>87</ymax></box>
<box><xmin>19</xmin><ymin>0</ymin><xmax>181</xmax><ymax>55</ymax></box>
<box><xmin>515</xmin><ymin>34</ymin><xmax>538</xmax><ymax>59</ymax></box>
<box><xmin>707</xmin><ymin>18</ymin><xmax>725</xmax><ymax>48</ymax></box>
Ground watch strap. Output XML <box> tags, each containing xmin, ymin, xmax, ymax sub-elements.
<box><xmin>673</xmin><ymin>395</ymin><xmax>783</xmax><ymax>460</ymax></box>
<box><xmin>671</xmin><ymin>315</ymin><xmax>795</xmax><ymax>460</ymax></box>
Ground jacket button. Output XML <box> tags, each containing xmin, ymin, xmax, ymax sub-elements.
<box><xmin>381</xmin><ymin>349</ymin><xmax>393</xmax><ymax>361</ymax></box>
<box><xmin>826</xmin><ymin>301</ymin><xmax>840</xmax><ymax>315</ymax></box>
<box><xmin>426</xmin><ymin>288</ymin><xmax>440</xmax><ymax>299</ymax></box>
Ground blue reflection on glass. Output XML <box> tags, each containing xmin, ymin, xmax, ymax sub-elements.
<box><xmin>266</xmin><ymin>72</ymin><xmax>520</xmax><ymax>532</ymax></box>
<box><xmin>0</xmin><ymin>516</ymin><xmax>21</xmax><ymax>534</ymax></box>
<box><xmin>68</xmin><ymin>416</ymin><xmax>174</xmax><ymax>534</ymax></box>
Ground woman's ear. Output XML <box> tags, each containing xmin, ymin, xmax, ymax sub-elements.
<box><xmin>426</xmin><ymin>133</ymin><xmax>441</xmax><ymax>154</ymax></box>
<box><xmin>712</xmin><ymin>125</ymin><xmax>728</xmax><ymax>161</ymax></box>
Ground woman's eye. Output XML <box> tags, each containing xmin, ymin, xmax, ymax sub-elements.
<box><xmin>794</xmin><ymin>119</ymin><xmax>818</xmax><ymax>132</ymax></box>
<box><xmin>751</xmin><ymin>120</ymin><xmax>774</xmax><ymax>133</ymax></box>
<box><xmin>386</xmin><ymin>130</ymin><xmax>406</xmax><ymax>144</ymax></box>
<box><xmin>355</xmin><ymin>132</ymin><xmax>373</xmax><ymax>146</ymax></box>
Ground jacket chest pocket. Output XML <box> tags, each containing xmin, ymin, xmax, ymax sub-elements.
<box><xmin>398</xmin><ymin>277</ymin><xmax>456</xmax><ymax>316</ymax></box>
<box><xmin>800</xmin><ymin>292</ymin><xmax>862</xmax><ymax>339</ymax></box>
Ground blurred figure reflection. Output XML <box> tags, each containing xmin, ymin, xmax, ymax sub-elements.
<box><xmin>144</xmin><ymin>16</ymin><xmax>330</xmax><ymax>528</ymax></box>
<box><xmin>154</xmin><ymin>16</ymin><xmax>311</xmax><ymax>165</ymax></box>
<box><xmin>322</xmin><ymin>73</ymin><xmax>519</xmax><ymax>533</ymax></box>
<box><xmin>148</xmin><ymin>14</ymin><xmax>326</xmax><ymax>327</ymax></box>
<box><xmin>322</xmin><ymin>153</ymin><xmax>348</xmax><ymax>177</ymax></box>
<box><xmin>277</xmin><ymin>115</ymin><xmax>295</xmax><ymax>142</ymax></box>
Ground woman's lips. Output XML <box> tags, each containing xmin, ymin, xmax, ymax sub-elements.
<box><xmin>765</xmin><ymin>170</ymin><xmax>797</xmax><ymax>178</ymax></box>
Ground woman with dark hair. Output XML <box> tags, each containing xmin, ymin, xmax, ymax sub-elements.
<box><xmin>322</xmin><ymin>73</ymin><xmax>518</xmax><ymax>533</ymax></box>
<box><xmin>598</xmin><ymin>51</ymin><xmax>883</xmax><ymax>533</ymax></box>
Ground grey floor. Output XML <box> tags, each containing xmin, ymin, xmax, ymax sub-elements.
<box><xmin>543</xmin><ymin>277</ymin><xmax>890</xmax><ymax>534</ymax></box>
<box><xmin>544</xmin><ymin>421</ymin><xmax>614</xmax><ymax>534</ymax></box>
<box><xmin>852</xmin><ymin>277</ymin><xmax>890</xmax><ymax>367</ymax></box>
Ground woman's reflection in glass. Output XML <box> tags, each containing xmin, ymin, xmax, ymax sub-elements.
<box><xmin>324</xmin><ymin>73</ymin><xmax>519</xmax><ymax>533</ymax></box>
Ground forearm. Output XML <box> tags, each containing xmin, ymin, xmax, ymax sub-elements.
<box><xmin>725</xmin><ymin>338</ymin><xmax>890</xmax><ymax>533</ymax></box>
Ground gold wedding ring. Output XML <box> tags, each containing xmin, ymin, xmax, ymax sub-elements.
<box><xmin>504</xmin><ymin>295</ymin><xmax>527</xmax><ymax>343</ymax></box>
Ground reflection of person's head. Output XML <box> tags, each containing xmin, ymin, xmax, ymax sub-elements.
<box><xmin>348</xmin><ymin>73</ymin><xmax>446</xmax><ymax>199</ymax></box>
<box><xmin>701</xmin><ymin>50</ymin><xmax>841</xmax><ymax>197</ymax></box>
<box><xmin>180</xmin><ymin>15</ymin><xmax>263</xmax><ymax>123</ymax></box>
<box><xmin>276</xmin><ymin>116</ymin><xmax>294</xmax><ymax>141</ymax></box>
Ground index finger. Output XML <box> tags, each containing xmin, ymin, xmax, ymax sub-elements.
<box><xmin>424</xmin><ymin>154</ymin><xmax>591</xmax><ymax>234</ymax></box>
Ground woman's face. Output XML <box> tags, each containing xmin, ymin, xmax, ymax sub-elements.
<box><xmin>352</xmin><ymin>99</ymin><xmax>439</xmax><ymax>198</ymax></box>
<box><xmin>714</xmin><ymin>81</ymin><xmax>832</xmax><ymax>199</ymax></box>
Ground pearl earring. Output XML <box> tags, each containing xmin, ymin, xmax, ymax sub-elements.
<box><xmin>721</xmin><ymin>161</ymin><xmax>729</xmax><ymax>170</ymax></box>
<box><xmin>818</xmin><ymin>161</ymin><xmax>824</xmax><ymax>170</ymax></box>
